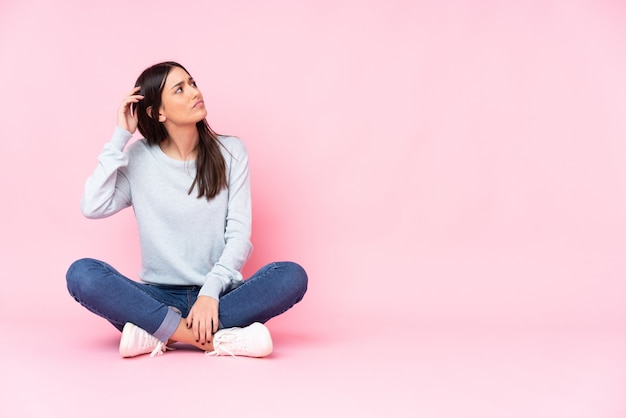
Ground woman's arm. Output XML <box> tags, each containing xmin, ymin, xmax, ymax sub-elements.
<box><xmin>188</xmin><ymin>138</ymin><xmax>253</xmax><ymax>345</ymax></box>
<box><xmin>81</xmin><ymin>88</ymin><xmax>144</xmax><ymax>218</ymax></box>
<box><xmin>200</xmin><ymin>137</ymin><xmax>253</xmax><ymax>300</ymax></box>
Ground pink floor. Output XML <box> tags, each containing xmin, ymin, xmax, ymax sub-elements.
<box><xmin>3</xmin><ymin>1</ymin><xmax>626</xmax><ymax>416</ymax></box>
<box><xmin>2</xmin><ymin>312</ymin><xmax>625</xmax><ymax>418</ymax></box>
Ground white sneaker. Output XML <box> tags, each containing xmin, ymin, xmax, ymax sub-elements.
<box><xmin>119</xmin><ymin>322</ymin><xmax>170</xmax><ymax>358</ymax></box>
<box><xmin>206</xmin><ymin>322</ymin><xmax>273</xmax><ymax>358</ymax></box>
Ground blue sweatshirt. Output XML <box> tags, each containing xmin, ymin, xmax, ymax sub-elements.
<box><xmin>81</xmin><ymin>126</ymin><xmax>253</xmax><ymax>301</ymax></box>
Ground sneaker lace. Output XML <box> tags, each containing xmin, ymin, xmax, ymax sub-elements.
<box><xmin>149</xmin><ymin>341</ymin><xmax>174</xmax><ymax>358</ymax></box>
<box><xmin>205</xmin><ymin>332</ymin><xmax>238</xmax><ymax>358</ymax></box>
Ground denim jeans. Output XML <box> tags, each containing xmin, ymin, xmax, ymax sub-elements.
<box><xmin>66</xmin><ymin>258</ymin><xmax>307</xmax><ymax>342</ymax></box>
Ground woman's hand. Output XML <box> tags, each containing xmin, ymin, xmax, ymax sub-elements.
<box><xmin>117</xmin><ymin>86</ymin><xmax>144</xmax><ymax>134</ymax></box>
<box><xmin>187</xmin><ymin>296</ymin><xmax>219</xmax><ymax>346</ymax></box>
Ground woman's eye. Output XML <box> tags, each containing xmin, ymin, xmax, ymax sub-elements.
<box><xmin>175</xmin><ymin>87</ymin><xmax>183</xmax><ymax>93</ymax></box>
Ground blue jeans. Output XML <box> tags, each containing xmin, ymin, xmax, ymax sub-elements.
<box><xmin>66</xmin><ymin>258</ymin><xmax>307</xmax><ymax>342</ymax></box>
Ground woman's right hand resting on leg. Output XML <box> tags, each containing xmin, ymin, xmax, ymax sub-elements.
<box><xmin>187</xmin><ymin>296</ymin><xmax>219</xmax><ymax>346</ymax></box>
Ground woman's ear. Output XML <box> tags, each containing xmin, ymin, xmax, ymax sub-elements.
<box><xmin>146</xmin><ymin>106</ymin><xmax>166</xmax><ymax>122</ymax></box>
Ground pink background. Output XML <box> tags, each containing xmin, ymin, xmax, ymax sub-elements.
<box><xmin>2</xmin><ymin>1</ymin><xmax>626</xmax><ymax>417</ymax></box>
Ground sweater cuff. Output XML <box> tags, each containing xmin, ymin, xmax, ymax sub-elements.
<box><xmin>198</xmin><ymin>278</ymin><xmax>222</xmax><ymax>301</ymax></box>
<box><xmin>110</xmin><ymin>126</ymin><xmax>133</xmax><ymax>149</ymax></box>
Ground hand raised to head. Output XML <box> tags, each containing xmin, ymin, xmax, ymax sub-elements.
<box><xmin>117</xmin><ymin>86</ymin><xmax>144</xmax><ymax>134</ymax></box>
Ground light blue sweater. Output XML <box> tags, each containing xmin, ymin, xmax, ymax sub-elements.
<box><xmin>81</xmin><ymin>126</ymin><xmax>253</xmax><ymax>301</ymax></box>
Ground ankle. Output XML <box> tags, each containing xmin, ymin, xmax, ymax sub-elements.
<box><xmin>170</xmin><ymin>320</ymin><xmax>215</xmax><ymax>351</ymax></box>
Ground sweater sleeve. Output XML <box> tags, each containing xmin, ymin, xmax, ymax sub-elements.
<box><xmin>199</xmin><ymin>138</ymin><xmax>253</xmax><ymax>300</ymax></box>
<box><xmin>81</xmin><ymin>126</ymin><xmax>133</xmax><ymax>219</ymax></box>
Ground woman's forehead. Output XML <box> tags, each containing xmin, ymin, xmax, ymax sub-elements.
<box><xmin>164</xmin><ymin>66</ymin><xmax>192</xmax><ymax>88</ymax></box>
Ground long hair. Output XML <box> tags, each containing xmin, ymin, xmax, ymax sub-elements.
<box><xmin>133</xmin><ymin>61</ymin><xmax>227</xmax><ymax>200</ymax></box>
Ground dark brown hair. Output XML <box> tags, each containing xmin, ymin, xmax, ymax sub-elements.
<box><xmin>133</xmin><ymin>61</ymin><xmax>227</xmax><ymax>200</ymax></box>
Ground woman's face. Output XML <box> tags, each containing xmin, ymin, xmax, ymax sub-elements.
<box><xmin>157</xmin><ymin>66</ymin><xmax>207</xmax><ymax>126</ymax></box>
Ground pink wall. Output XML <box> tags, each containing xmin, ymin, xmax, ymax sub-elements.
<box><xmin>2</xmin><ymin>0</ymin><xmax>626</xmax><ymax>332</ymax></box>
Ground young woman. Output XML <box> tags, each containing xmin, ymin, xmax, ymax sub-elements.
<box><xmin>66</xmin><ymin>61</ymin><xmax>307</xmax><ymax>358</ymax></box>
